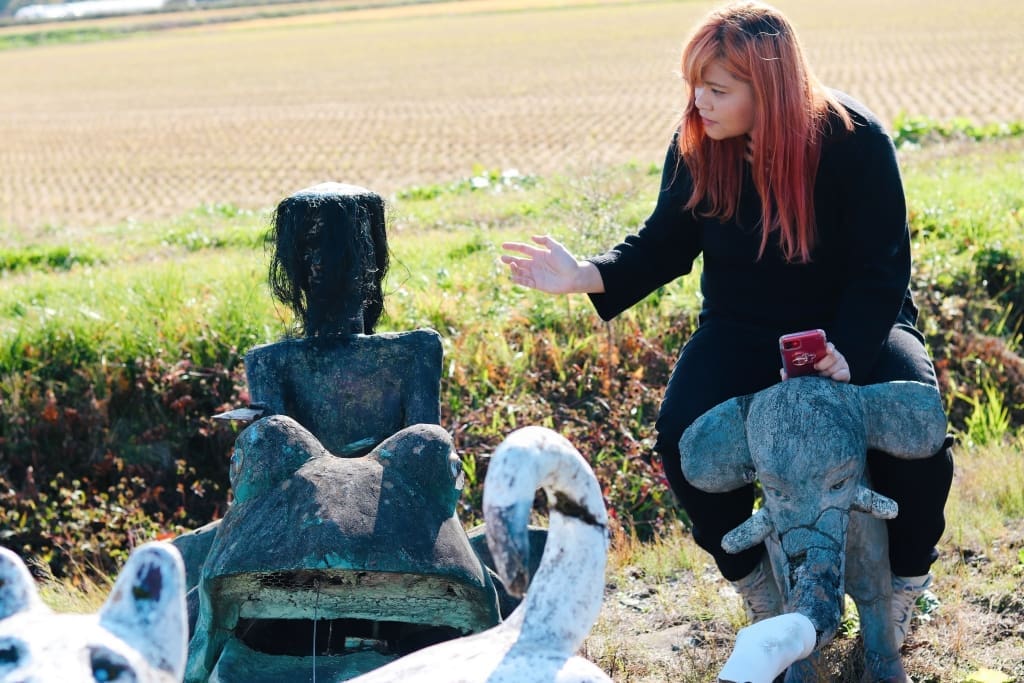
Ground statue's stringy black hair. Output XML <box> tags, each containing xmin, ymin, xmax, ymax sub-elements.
<box><xmin>267</xmin><ymin>189</ymin><xmax>390</xmax><ymax>337</ymax></box>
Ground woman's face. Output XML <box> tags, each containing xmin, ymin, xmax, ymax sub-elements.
<box><xmin>692</xmin><ymin>60</ymin><xmax>756</xmax><ymax>140</ymax></box>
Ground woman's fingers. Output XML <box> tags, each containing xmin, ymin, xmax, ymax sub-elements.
<box><xmin>532</xmin><ymin>234</ymin><xmax>566</xmax><ymax>251</ymax></box>
<box><xmin>815</xmin><ymin>343</ymin><xmax>851</xmax><ymax>383</ymax></box>
<box><xmin>502</xmin><ymin>258</ymin><xmax>539</xmax><ymax>289</ymax></box>
<box><xmin>780</xmin><ymin>342</ymin><xmax>850</xmax><ymax>383</ymax></box>
<box><xmin>501</xmin><ymin>236</ymin><xmax>566</xmax><ymax>265</ymax></box>
<box><xmin>499</xmin><ymin>253</ymin><xmax>530</xmax><ymax>266</ymax></box>
<box><xmin>501</xmin><ymin>240</ymin><xmax>548</xmax><ymax>258</ymax></box>
<box><xmin>502</xmin><ymin>235</ymin><xmax>567</xmax><ymax>291</ymax></box>
<box><xmin>499</xmin><ymin>234</ymin><xmax>600</xmax><ymax>294</ymax></box>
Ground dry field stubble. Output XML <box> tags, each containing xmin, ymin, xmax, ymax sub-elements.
<box><xmin>1</xmin><ymin>0</ymin><xmax>1022</xmax><ymax>236</ymax></box>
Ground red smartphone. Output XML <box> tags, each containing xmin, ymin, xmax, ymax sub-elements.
<box><xmin>779</xmin><ymin>329</ymin><xmax>828</xmax><ymax>379</ymax></box>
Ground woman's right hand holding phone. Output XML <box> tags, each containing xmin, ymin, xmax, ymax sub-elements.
<box><xmin>813</xmin><ymin>343</ymin><xmax>851</xmax><ymax>383</ymax></box>
<box><xmin>780</xmin><ymin>329</ymin><xmax>851</xmax><ymax>383</ymax></box>
<box><xmin>780</xmin><ymin>342</ymin><xmax>851</xmax><ymax>383</ymax></box>
<box><xmin>500</xmin><ymin>235</ymin><xmax>605</xmax><ymax>294</ymax></box>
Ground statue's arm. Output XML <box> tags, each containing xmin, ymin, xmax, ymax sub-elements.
<box><xmin>400</xmin><ymin>330</ymin><xmax>444</xmax><ymax>426</ymax></box>
<box><xmin>243</xmin><ymin>345</ymin><xmax>287</xmax><ymax>416</ymax></box>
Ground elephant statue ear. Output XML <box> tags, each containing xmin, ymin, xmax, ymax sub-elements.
<box><xmin>859</xmin><ymin>381</ymin><xmax>948</xmax><ymax>459</ymax></box>
<box><xmin>678</xmin><ymin>395</ymin><xmax>755</xmax><ymax>492</ymax></box>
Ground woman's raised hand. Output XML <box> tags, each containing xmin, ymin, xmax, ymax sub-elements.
<box><xmin>500</xmin><ymin>235</ymin><xmax>604</xmax><ymax>294</ymax></box>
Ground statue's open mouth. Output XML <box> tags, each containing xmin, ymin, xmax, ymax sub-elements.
<box><xmin>207</xmin><ymin>568</ymin><xmax>491</xmax><ymax>678</ymax></box>
<box><xmin>234</xmin><ymin>616</ymin><xmax>464</xmax><ymax>658</ymax></box>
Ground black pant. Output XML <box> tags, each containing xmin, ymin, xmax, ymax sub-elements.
<box><xmin>655</xmin><ymin>318</ymin><xmax>955</xmax><ymax>581</ymax></box>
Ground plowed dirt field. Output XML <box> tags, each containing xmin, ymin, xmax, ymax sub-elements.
<box><xmin>1</xmin><ymin>0</ymin><xmax>1021</xmax><ymax>232</ymax></box>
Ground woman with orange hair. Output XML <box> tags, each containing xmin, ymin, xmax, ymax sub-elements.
<box><xmin>501</xmin><ymin>0</ymin><xmax>953</xmax><ymax>647</ymax></box>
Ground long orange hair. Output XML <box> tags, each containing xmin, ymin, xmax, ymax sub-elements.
<box><xmin>679</xmin><ymin>1</ymin><xmax>852</xmax><ymax>263</ymax></box>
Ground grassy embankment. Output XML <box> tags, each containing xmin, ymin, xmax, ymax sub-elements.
<box><xmin>2</xmin><ymin>136</ymin><xmax>1023</xmax><ymax>678</ymax></box>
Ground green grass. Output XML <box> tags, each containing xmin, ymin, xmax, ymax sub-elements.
<box><xmin>0</xmin><ymin>158</ymin><xmax>688</xmax><ymax>378</ymax></box>
<box><xmin>2</xmin><ymin>137</ymin><xmax>1019</xmax><ymax>397</ymax></box>
<box><xmin>0</xmin><ymin>250</ymin><xmax>273</xmax><ymax>375</ymax></box>
<box><xmin>0</xmin><ymin>0</ymin><xmax>450</xmax><ymax>52</ymax></box>
<box><xmin>893</xmin><ymin>112</ymin><xmax>1024</xmax><ymax>149</ymax></box>
<box><xmin>947</xmin><ymin>434</ymin><xmax>1024</xmax><ymax>539</ymax></box>
<box><xmin>0</xmin><ymin>26</ymin><xmax>126</xmax><ymax>51</ymax></box>
<box><xmin>0</xmin><ymin>244</ymin><xmax>103</xmax><ymax>274</ymax></box>
<box><xmin>903</xmin><ymin>141</ymin><xmax>1024</xmax><ymax>257</ymax></box>
<box><xmin>2</xmin><ymin>135</ymin><xmax>1023</xmax><ymax>575</ymax></box>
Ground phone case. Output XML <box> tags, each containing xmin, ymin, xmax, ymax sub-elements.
<box><xmin>779</xmin><ymin>329</ymin><xmax>827</xmax><ymax>378</ymax></box>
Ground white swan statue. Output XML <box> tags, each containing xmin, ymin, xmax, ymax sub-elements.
<box><xmin>349</xmin><ymin>425</ymin><xmax>612</xmax><ymax>683</ymax></box>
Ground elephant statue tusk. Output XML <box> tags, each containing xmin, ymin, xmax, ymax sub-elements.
<box><xmin>722</xmin><ymin>507</ymin><xmax>774</xmax><ymax>554</ymax></box>
<box><xmin>851</xmin><ymin>485</ymin><xmax>899</xmax><ymax>520</ymax></box>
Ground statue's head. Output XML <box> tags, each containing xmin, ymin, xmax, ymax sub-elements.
<box><xmin>267</xmin><ymin>182</ymin><xmax>390</xmax><ymax>337</ymax></box>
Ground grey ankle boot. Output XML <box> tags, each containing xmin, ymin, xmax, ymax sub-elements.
<box><xmin>891</xmin><ymin>573</ymin><xmax>935</xmax><ymax>647</ymax></box>
<box><xmin>730</xmin><ymin>554</ymin><xmax>783</xmax><ymax>623</ymax></box>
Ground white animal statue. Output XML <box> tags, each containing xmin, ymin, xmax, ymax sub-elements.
<box><xmin>349</xmin><ymin>425</ymin><xmax>612</xmax><ymax>683</ymax></box>
<box><xmin>679</xmin><ymin>378</ymin><xmax>948</xmax><ymax>683</ymax></box>
<box><xmin>0</xmin><ymin>541</ymin><xmax>188</xmax><ymax>683</ymax></box>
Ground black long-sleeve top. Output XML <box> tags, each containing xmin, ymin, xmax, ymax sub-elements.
<box><xmin>587</xmin><ymin>91</ymin><xmax>915</xmax><ymax>384</ymax></box>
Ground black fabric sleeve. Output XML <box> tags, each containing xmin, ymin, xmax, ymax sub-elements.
<box><xmin>586</xmin><ymin>140</ymin><xmax>702</xmax><ymax>321</ymax></box>
<box><xmin>826</xmin><ymin>124</ymin><xmax>912</xmax><ymax>383</ymax></box>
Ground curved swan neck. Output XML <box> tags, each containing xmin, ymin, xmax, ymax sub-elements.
<box><xmin>484</xmin><ymin>427</ymin><xmax>607</xmax><ymax>527</ymax></box>
<box><xmin>517</xmin><ymin>511</ymin><xmax>607</xmax><ymax>653</ymax></box>
<box><xmin>484</xmin><ymin>427</ymin><xmax>610</xmax><ymax>654</ymax></box>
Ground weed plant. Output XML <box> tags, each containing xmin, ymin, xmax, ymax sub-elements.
<box><xmin>893</xmin><ymin>112</ymin><xmax>1024</xmax><ymax>149</ymax></box>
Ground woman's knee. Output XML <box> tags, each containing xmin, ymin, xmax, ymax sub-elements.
<box><xmin>865</xmin><ymin>324</ymin><xmax>939</xmax><ymax>386</ymax></box>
